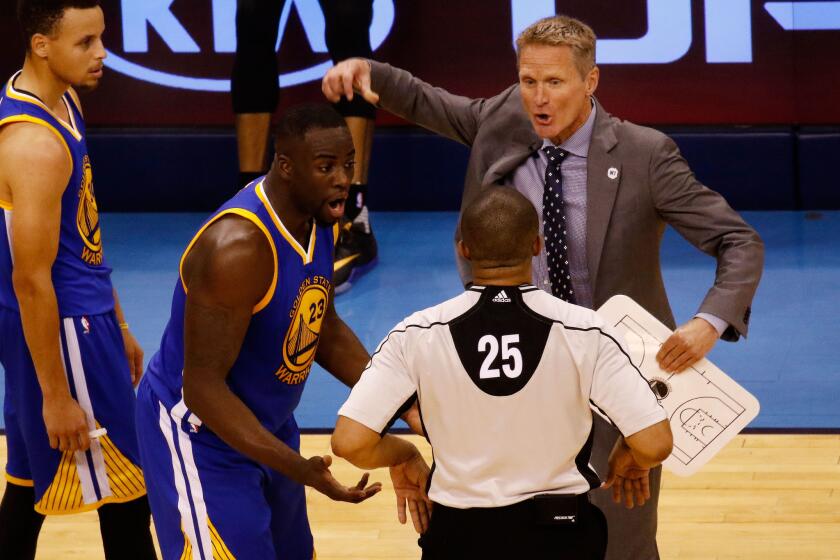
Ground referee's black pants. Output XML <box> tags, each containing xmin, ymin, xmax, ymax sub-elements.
<box><xmin>419</xmin><ymin>495</ymin><xmax>607</xmax><ymax>559</ymax></box>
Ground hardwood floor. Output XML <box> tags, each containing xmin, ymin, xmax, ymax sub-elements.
<box><xmin>2</xmin><ymin>434</ymin><xmax>838</xmax><ymax>559</ymax></box>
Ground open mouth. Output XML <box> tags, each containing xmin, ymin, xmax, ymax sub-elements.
<box><xmin>534</xmin><ymin>113</ymin><xmax>552</xmax><ymax>126</ymax></box>
<box><xmin>327</xmin><ymin>197</ymin><xmax>346</xmax><ymax>219</ymax></box>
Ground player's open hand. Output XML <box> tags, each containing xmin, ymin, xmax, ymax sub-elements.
<box><xmin>43</xmin><ymin>396</ymin><xmax>91</xmax><ymax>453</ymax></box>
<box><xmin>656</xmin><ymin>317</ymin><xmax>718</xmax><ymax>374</ymax></box>
<box><xmin>390</xmin><ymin>450</ymin><xmax>432</xmax><ymax>534</ymax></box>
<box><xmin>304</xmin><ymin>454</ymin><xmax>382</xmax><ymax>503</ymax></box>
<box><xmin>121</xmin><ymin>327</ymin><xmax>145</xmax><ymax>387</ymax></box>
<box><xmin>322</xmin><ymin>58</ymin><xmax>380</xmax><ymax>105</ymax></box>
<box><xmin>602</xmin><ymin>439</ymin><xmax>651</xmax><ymax>509</ymax></box>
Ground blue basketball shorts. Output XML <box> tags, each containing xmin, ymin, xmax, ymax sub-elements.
<box><xmin>0</xmin><ymin>307</ymin><xmax>146</xmax><ymax>514</ymax></box>
<box><xmin>136</xmin><ymin>379</ymin><xmax>314</xmax><ymax>560</ymax></box>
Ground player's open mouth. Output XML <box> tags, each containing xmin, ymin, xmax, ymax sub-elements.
<box><xmin>327</xmin><ymin>197</ymin><xmax>346</xmax><ymax>219</ymax></box>
<box><xmin>534</xmin><ymin>113</ymin><xmax>552</xmax><ymax>126</ymax></box>
<box><xmin>90</xmin><ymin>68</ymin><xmax>103</xmax><ymax>78</ymax></box>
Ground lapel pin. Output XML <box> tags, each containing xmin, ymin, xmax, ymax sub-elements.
<box><xmin>607</xmin><ymin>167</ymin><xmax>619</xmax><ymax>180</ymax></box>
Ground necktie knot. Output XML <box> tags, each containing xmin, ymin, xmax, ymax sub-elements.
<box><xmin>543</xmin><ymin>146</ymin><xmax>568</xmax><ymax>168</ymax></box>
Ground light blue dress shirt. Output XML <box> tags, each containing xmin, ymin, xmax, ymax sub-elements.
<box><xmin>506</xmin><ymin>100</ymin><xmax>727</xmax><ymax>336</ymax></box>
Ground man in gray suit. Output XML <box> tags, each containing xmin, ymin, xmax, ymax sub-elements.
<box><xmin>323</xmin><ymin>14</ymin><xmax>763</xmax><ymax>560</ymax></box>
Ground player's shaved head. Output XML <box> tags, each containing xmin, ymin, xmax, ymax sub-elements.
<box><xmin>460</xmin><ymin>188</ymin><xmax>539</xmax><ymax>266</ymax></box>
<box><xmin>274</xmin><ymin>103</ymin><xmax>348</xmax><ymax>154</ymax></box>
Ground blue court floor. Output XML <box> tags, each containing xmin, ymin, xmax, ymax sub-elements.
<box><xmin>1</xmin><ymin>211</ymin><xmax>838</xmax><ymax>429</ymax></box>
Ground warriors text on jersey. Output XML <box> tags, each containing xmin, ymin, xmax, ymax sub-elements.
<box><xmin>143</xmin><ymin>177</ymin><xmax>336</xmax><ymax>436</ymax></box>
<box><xmin>138</xmin><ymin>178</ymin><xmax>336</xmax><ymax>559</ymax></box>
<box><xmin>0</xmin><ymin>73</ymin><xmax>144</xmax><ymax>515</ymax></box>
<box><xmin>0</xmin><ymin>71</ymin><xmax>113</xmax><ymax>316</ymax></box>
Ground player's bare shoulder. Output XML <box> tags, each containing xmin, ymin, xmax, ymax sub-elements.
<box><xmin>182</xmin><ymin>213</ymin><xmax>275</xmax><ymax>307</ymax></box>
<box><xmin>0</xmin><ymin>120</ymin><xmax>72</xmax><ymax>199</ymax></box>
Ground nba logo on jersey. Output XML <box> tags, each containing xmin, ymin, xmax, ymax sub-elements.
<box><xmin>81</xmin><ymin>316</ymin><xmax>91</xmax><ymax>334</ymax></box>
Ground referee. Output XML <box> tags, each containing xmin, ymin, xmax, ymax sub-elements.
<box><xmin>331</xmin><ymin>188</ymin><xmax>673</xmax><ymax>559</ymax></box>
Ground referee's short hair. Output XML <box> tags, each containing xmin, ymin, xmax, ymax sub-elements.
<box><xmin>461</xmin><ymin>187</ymin><xmax>539</xmax><ymax>265</ymax></box>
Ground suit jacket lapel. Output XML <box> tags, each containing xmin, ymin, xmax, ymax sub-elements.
<box><xmin>482</xmin><ymin>128</ymin><xmax>541</xmax><ymax>186</ymax></box>
<box><xmin>586</xmin><ymin>99</ymin><xmax>620</xmax><ymax>297</ymax></box>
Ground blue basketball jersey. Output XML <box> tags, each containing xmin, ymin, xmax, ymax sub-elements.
<box><xmin>0</xmin><ymin>72</ymin><xmax>114</xmax><ymax>316</ymax></box>
<box><xmin>145</xmin><ymin>179</ymin><xmax>336</xmax><ymax>434</ymax></box>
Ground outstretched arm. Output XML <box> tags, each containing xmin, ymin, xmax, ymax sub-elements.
<box><xmin>181</xmin><ymin>216</ymin><xmax>379</xmax><ymax>503</ymax></box>
<box><xmin>323</xmin><ymin>58</ymin><xmax>485</xmax><ymax>146</ymax></box>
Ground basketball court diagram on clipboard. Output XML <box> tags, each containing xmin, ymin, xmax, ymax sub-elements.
<box><xmin>597</xmin><ymin>296</ymin><xmax>760</xmax><ymax>476</ymax></box>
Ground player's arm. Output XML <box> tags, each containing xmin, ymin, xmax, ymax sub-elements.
<box><xmin>112</xmin><ymin>287</ymin><xmax>144</xmax><ymax>386</ymax></box>
<box><xmin>181</xmin><ymin>217</ymin><xmax>379</xmax><ymax>503</ymax></box>
<box><xmin>2</xmin><ymin>123</ymin><xmax>91</xmax><ymax>453</ymax></box>
<box><xmin>316</xmin><ymin>287</ymin><xmax>424</xmax><ymax>434</ymax></box>
<box><xmin>315</xmin><ymin>288</ymin><xmax>369</xmax><ymax>387</ymax></box>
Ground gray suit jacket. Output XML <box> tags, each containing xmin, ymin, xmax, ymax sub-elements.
<box><xmin>370</xmin><ymin>61</ymin><xmax>764</xmax><ymax>339</ymax></box>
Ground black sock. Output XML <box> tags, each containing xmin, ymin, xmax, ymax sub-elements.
<box><xmin>345</xmin><ymin>182</ymin><xmax>367</xmax><ymax>221</ymax></box>
<box><xmin>97</xmin><ymin>497</ymin><xmax>157</xmax><ymax>560</ymax></box>
<box><xmin>239</xmin><ymin>170</ymin><xmax>265</xmax><ymax>188</ymax></box>
<box><xmin>0</xmin><ymin>482</ymin><xmax>45</xmax><ymax>560</ymax></box>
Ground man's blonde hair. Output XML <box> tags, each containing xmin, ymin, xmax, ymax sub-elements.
<box><xmin>515</xmin><ymin>15</ymin><xmax>597</xmax><ymax>78</ymax></box>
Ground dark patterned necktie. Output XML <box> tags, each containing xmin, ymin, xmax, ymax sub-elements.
<box><xmin>542</xmin><ymin>146</ymin><xmax>575</xmax><ymax>303</ymax></box>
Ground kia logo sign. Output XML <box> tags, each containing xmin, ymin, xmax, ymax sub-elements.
<box><xmin>104</xmin><ymin>0</ymin><xmax>395</xmax><ymax>92</ymax></box>
<box><xmin>105</xmin><ymin>0</ymin><xmax>840</xmax><ymax>92</ymax></box>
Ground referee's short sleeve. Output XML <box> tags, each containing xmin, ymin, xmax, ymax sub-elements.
<box><xmin>337</xmin><ymin>324</ymin><xmax>418</xmax><ymax>433</ymax></box>
<box><xmin>590</xmin><ymin>323</ymin><xmax>667</xmax><ymax>437</ymax></box>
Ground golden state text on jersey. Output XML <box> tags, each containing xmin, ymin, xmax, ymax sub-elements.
<box><xmin>0</xmin><ymin>72</ymin><xmax>113</xmax><ymax>316</ymax></box>
<box><xmin>143</xmin><ymin>179</ymin><xmax>336</xmax><ymax>435</ymax></box>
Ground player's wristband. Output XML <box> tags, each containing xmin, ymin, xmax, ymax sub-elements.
<box><xmin>119</xmin><ymin>322</ymin><xmax>130</xmax><ymax>331</ymax></box>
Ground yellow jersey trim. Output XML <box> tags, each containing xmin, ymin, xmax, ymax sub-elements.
<box><xmin>332</xmin><ymin>222</ymin><xmax>340</xmax><ymax>247</ymax></box>
<box><xmin>5</xmin><ymin>472</ymin><xmax>34</xmax><ymax>487</ymax></box>
<box><xmin>0</xmin><ymin>115</ymin><xmax>74</xmax><ymax>176</ymax></box>
<box><xmin>179</xmin><ymin>208</ymin><xmax>278</xmax><ymax>314</ymax></box>
<box><xmin>0</xmin><ymin>199</ymin><xmax>12</xmax><ymax>210</ymax></box>
<box><xmin>255</xmin><ymin>180</ymin><xmax>316</xmax><ymax>265</ymax></box>
<box><xmin>4</xmin><ymin>74</ymin><xmax>82</xmax><ymax>141</ymax></box>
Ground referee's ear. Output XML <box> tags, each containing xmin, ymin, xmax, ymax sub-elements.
<box><xmin>532</xmin><ymin>235</ymin><xmax>542</xmax><ymax>257</ymax></box>
<box><xmin>457</xmin><ymin>240</ymin><xmax>472</xmax><ymax>261</ymax></box>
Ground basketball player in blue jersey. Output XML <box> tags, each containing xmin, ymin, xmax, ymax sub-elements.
<box><xmin>0</xmin><ymin>1</ymin><xmax>156</xmax><ymax>559</ymax></box>
<box><xmin>136</xmin><ymin>104</ymin><xmax>387</xmax><ymax>560</ymax></box>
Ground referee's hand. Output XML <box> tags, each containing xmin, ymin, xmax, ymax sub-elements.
<box><xmin>602</xmin><ymin>441</ymin><xmax>651</xmax><ymax>509</ymax></box>
<box><xmin>390</xmin><ymin>451</ymin><xmax>432</xmax><ymax>534</ymax></box>
<box><xmin>303</xmin><ymin>454</ymin><xmax>382</xmax><ymax>503</ymax></box>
